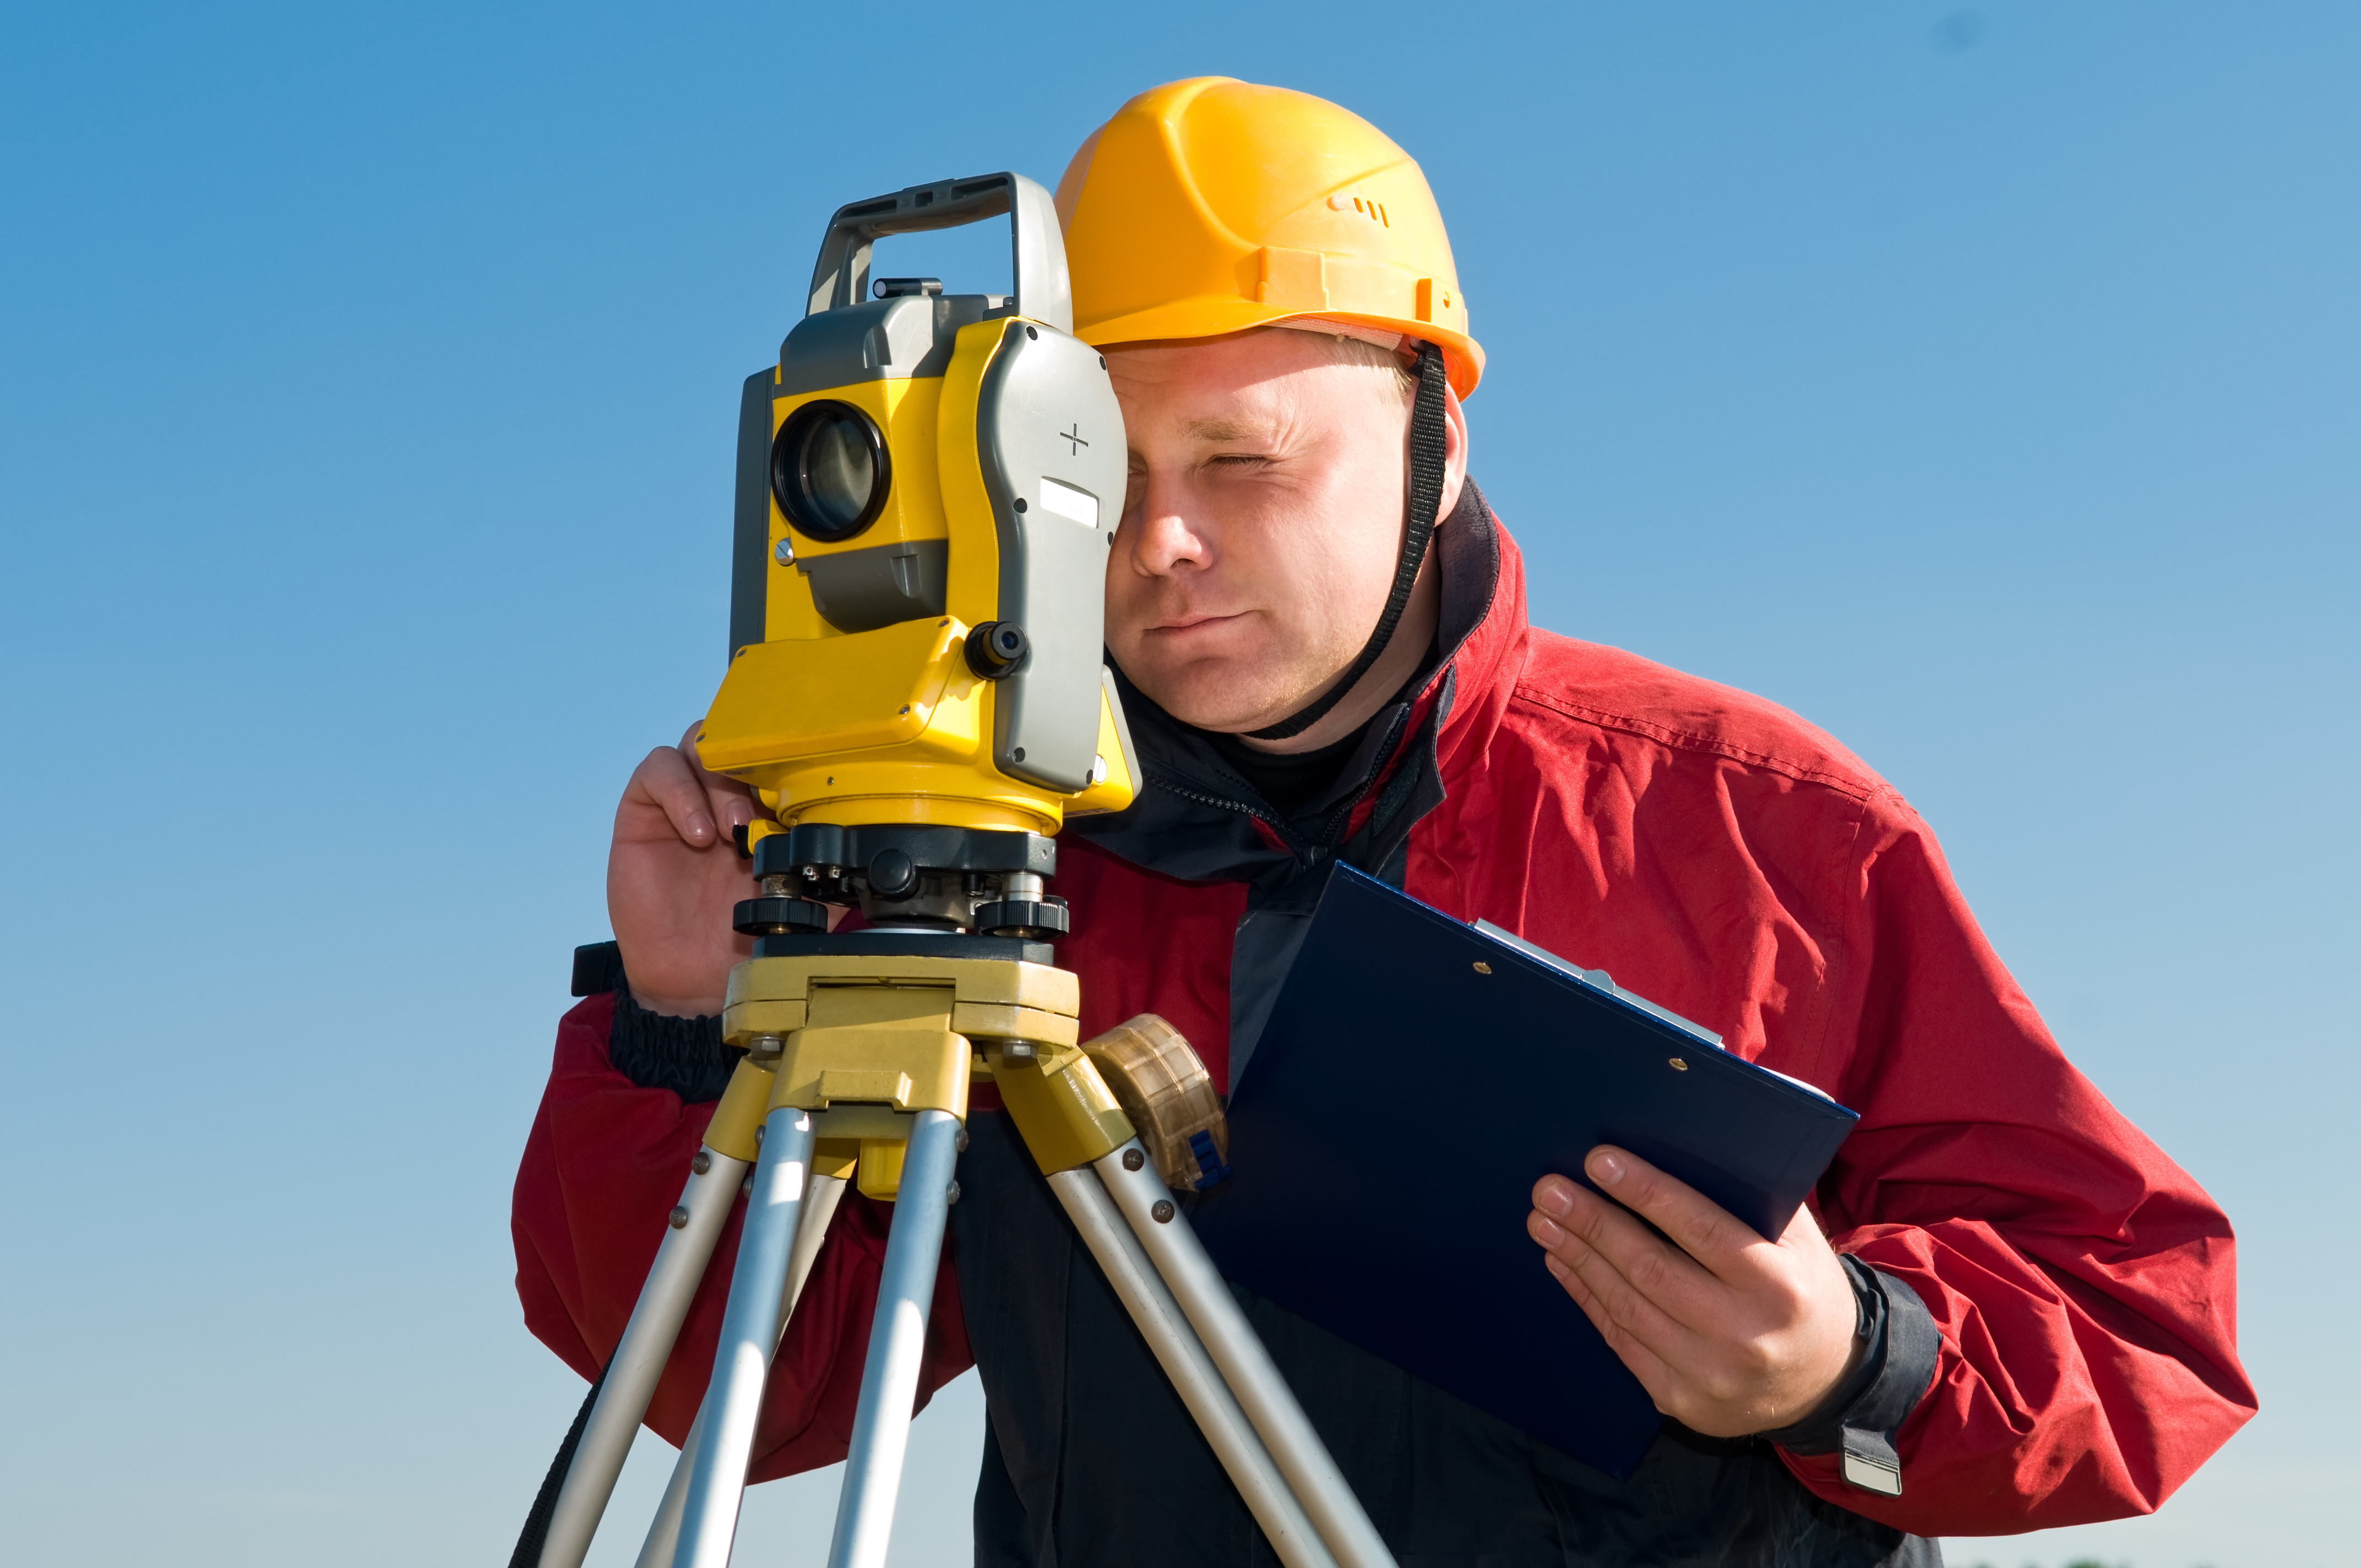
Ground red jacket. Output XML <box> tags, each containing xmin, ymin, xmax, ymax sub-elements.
<box><xmin>514</xmin><ymin>502</ymin><xmax>2251</xmax><ymax>1538</ymax></box>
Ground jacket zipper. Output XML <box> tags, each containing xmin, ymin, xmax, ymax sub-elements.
<box><xmin>1154</xmin><ymin>777</ymin><xmax>1283</xmax><ymax>829</ymax></box>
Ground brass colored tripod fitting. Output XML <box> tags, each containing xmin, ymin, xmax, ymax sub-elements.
<box><xmin>1083</xmin><ymin>1014</ymin><xmax>1228</xmax><ymax>1191</ymax></box>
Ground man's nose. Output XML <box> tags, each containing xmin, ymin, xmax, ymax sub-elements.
<box><xmin>1124</xmin><ymin>471</ymin><xmax>1212</xmax><ymax>576</ymax></box>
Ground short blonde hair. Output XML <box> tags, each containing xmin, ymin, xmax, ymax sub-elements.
<box><xmin>1284</xmin><ymin>330</ymin><xmax>1407</xmax><ymax>406</ymax></box>
<box><xmin>1309</xmin><ymin>331</ymin><xmax>1416</xmax><ymax>402</ymax></box>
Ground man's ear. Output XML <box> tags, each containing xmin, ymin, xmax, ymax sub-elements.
<box><xmin>1436</xmin><ymin>383</ymin><xmax>1471</xmax><ymax>520</ymax></box>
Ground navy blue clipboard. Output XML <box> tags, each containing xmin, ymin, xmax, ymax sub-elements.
<box><xmin>1189</xmin><ymin>864</ymin><xmax>1859</xmax><ymax>1480</ymax></box>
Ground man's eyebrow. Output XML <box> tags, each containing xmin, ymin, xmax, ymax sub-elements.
<box><xmin>1182</xmin><ymin>415</ymin><xmax>1282</xmax><ymax>444</ymax></box>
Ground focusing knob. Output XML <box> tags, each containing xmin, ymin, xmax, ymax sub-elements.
<box><xmin>733</xmin><ymin>896</ymin><xmax>830</xmax><ymax>937</ymax></box>
<box><xmin>867</xmin><ymin>847</ymin><xmax>920</xmax><ymax>899</ymax></box>
<box><xmin>965</xmin><ymin>620</ymin><xmax>1030</xmax><ymax>680</ymax></box>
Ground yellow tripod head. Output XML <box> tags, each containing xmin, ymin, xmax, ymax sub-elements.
<box><xmin>696</xmin><ymin>173</ymin><xmax>1138</xmax><ymax>943</ymax></box>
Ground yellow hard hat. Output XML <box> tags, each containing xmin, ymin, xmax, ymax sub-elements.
<box><xmin>1054</xmin><ymin>77</ymin><xmax>1483</xmax><ymax>399</ymax></box>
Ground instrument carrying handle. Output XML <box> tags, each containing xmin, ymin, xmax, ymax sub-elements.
<box><xmin>804</xmin><ymin>171</ymin><xmax>1072</xmax><ymax>334</ymax></box>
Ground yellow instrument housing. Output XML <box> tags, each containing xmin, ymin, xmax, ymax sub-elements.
<box><xmin>699</xmin><ymin>315</ymin><xmax>1136</xmax><ymax>835</ymax></box>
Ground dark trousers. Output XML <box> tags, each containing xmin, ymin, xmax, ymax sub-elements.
<box><xmin>948</xmin><ymin>1109</ymin><xmax>1937</xmax><ymax>1568</ymax></box>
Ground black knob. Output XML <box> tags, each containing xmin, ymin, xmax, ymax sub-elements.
<box><xmin>732</xmin><ymin>896</ymin><xmax>830</xmax><ymax>936</ymax></box>
<box><xmin>965</xmin><ymin>620</ymin><xmax>1030</xmax><ymax>680</ymax></box>
<box><xmin>867</xmin><ymin>847</ymin><xmax>919</xmax><ymax>899</ymax></box>
<box><xmin>971</xmin><ymin>895</ymin><xmax>1070</xmax><ymax>940</ymax></box>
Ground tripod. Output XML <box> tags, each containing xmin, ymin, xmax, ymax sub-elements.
<box><xmin>515</xmin><ymin>826</ymin><xmax>1396</xmax><ymax>1568</ymax></box>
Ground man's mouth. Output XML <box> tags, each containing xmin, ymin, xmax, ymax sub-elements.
<box><xmin>1143</xmin><ymin>609</ymin><xmax>1256</xmax><ymax>642</ymax></box>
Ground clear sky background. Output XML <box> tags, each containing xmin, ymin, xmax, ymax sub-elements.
<box><xmin>2</xmin><ymin>4</ymin><xmax>2352</xmax><ymax>1565</ymax></box>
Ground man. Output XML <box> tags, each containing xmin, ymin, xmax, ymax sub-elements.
<box><xmin>514</xmin><ymin>78</ymin><xmax>2253</xmax><ymax>1565</ymax></box>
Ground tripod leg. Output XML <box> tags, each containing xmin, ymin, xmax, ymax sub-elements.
<box><xmin>634</xmin><ymin>1172</ymin><xmax>847</xmax><ymax>1568</ymax></box>
<box><xmin>1048</xmin><ymin>1169</ymin><xmax>1339</xmax><ymax>1568</ymax></box>
<box><xmin>533</xmin><ymin>1146</ymin><xmax>750</xmax><ymax>1568</ymax></box>
<box><xmin>823</xmin><ymin>1109</ymin><xmax>964</xmax><ymax>1568</ymax></box>
<box><xmin>1095</xmin><ymin>1140</ymin><xmax>1397</xmax><ymax>1568</ymax></box>
<box><xmin>673</xmin><ymin>1106</ymin><xmax>818</xmax><ymax>1568</ymax></box>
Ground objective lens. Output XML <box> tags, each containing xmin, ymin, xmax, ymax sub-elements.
<box><xmin>771</xmin><ymin>401</ymin><xmax>889</xmax><ymax>542</ymax></box>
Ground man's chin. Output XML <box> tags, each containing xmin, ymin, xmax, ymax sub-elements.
<box><xmin>1117</xmin><ymin>656</ymin><xmax>1297</xmax><ymax>734</ymax></box>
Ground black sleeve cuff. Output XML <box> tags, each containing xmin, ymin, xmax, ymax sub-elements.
<box><xmin>1758</xmin><ymin>1254</ymin><xmax>1941</xmax><ymax>1497</ymax></box>
<box><xmin>573</xmin><ymin>941</ymin><xmax>737</xmax><ymax>1104</ymax></box>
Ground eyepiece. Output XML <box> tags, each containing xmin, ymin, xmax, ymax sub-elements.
<box><xmin>965</xmin><ymin>620</ymin><xmax>1029</xmax><ymax>680</ymax></box>
<box><xmin>771</xmin><ymin>400</ymin><xmax>889</xmax><ymax>542</ymax></box>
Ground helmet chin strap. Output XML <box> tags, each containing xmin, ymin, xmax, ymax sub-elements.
<box><xmin>1248</xmin><ymin>340</ymin><xmax>1451</xmax><ymax>743</ymax></box>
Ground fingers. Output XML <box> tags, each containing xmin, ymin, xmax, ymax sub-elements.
<box><xmin>677</xmin><ymin>722</ymin><xmax>759</xmax><ymax>839</ymax></box>
<box><xmin>622</xmin><ymin>745</ymin><xmax>720</xmax><ymax>846</ymax></box>
<box><xmin>1538</xmin><ymin>1242</ymin><xmax>1683</xmax><ymax>1402</ymax></box>
<box><xmin>622</xmin><ymin>723</ymin><xmax>756</xmax><ymax>851</ymax></box>
<box><xmin>614</xmin><ymin>722</ymin><xmax>756</xmax><ymax>852</ymax></box>
<box><xmin>1577</xmin><ymin>1147</ymin><xmax>1759</xmax><ymax>1279</ymax></box>
<box><xmin>1528</xmin><ymin>1180</ymin><xmax>1713</xmax><ymax>1365</ymax></box>
<box><xmin>1529</xmin><ymin>1151</ymin><xmax>1862</xmax><ymax>1438</ymax></box>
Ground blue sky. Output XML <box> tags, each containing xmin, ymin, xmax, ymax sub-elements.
<box><xmin>1</xmin><ymin>4</ymin><xmax>2352</xmax><ymax>1565</ymax></box>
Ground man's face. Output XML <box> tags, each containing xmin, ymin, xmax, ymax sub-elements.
<box><xmin>1103</xmin><ymin>330</ymin><xmax>1462</xmax><ymax>737</ymax></box>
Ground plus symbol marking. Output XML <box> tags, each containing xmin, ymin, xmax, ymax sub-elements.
<box><xmin>1062</xmin><ymin>423</ymin><xmax>1088</xmax><ymax>456</ymax></box>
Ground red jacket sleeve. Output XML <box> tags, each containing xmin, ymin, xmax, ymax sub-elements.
<box><xmin>511</xmin><ymin>992</ymin><xmax>975</xmax><ymax>1480</ymax></box>
<box><xmin>1785</xmin><ymin>790</ymin><xmax>2255</xmax><ymax>1532</ymax></box>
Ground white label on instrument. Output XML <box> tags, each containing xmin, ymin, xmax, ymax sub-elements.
<box><xmin>1039</xmin><ymin>477</ymin><xmax>1099</xmax><ymax>529</ymax></box>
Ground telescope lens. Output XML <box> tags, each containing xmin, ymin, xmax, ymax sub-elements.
<box><xmin>772</xmin><ymin>401</ymin><xmax>890</xmax><ymax>542</ymax></box>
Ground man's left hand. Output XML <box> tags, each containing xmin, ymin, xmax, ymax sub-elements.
<box><xmin>1528</xmin><ymin>1148</ymin><xmax>1861</xmax><ymax>1438</ymax></box>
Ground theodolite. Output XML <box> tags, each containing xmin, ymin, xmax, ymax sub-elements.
<box><xmin>509</xmin><ymin>172</ymin><xmax>1396</xmax><ymax>1568</ymax></box>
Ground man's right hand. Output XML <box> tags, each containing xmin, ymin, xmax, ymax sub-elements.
<box><xmin>607</xmin><ymin>722</ymin><xmax>761</xmax><ymax>1017</ymax></box>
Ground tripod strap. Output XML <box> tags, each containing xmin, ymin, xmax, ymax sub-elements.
<box><xmin>509</xmin><ymin>1359</ymin><xmax>608</xmax><ymax>1568</ymax></box>
<box><xmin>1248</xmin><ymin>339</ymin><xmax>1450</xmax><ymax>743</ymax></box>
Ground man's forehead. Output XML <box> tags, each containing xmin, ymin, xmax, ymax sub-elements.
<box><xmin>1107</xmin><ymin>335</ymin><xmax>1373</xmax><ymax>437</ymax></box>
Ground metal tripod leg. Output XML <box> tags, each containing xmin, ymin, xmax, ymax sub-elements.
<box><xmin>633</xmin><ymin>1172</ymin><xmax>847</xmax><ymax>1568</ymax></box>
<box><xmin>823</xmin><ymin>1109</ymin><xmax>964</xmax><ymax>1568</ymax></box>
<box><xmin>673</xmin><ymin>1106</ymin><xmax>818</xmax><ymax>1568</ymax></box>
<box><xmin>1094</xmin><ymin>1139</ymin><xmax>1396</xmax><ymax>1568</ymax></box>
<box><xmin>1049</xmin><ymin>1169</ymin><xmax>1339</xmax><ymax>1568</ymax></box>
<box><xmin>535</xmin><ymin>1145</ymin><xmax>749</xmax><ymax>1568</ymax></box>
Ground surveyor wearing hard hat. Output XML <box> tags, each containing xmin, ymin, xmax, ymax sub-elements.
<box><xmin>518</xmin><ymin>79</ymin><xmax>2251</xmax><ymax>1565</ymax></box>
